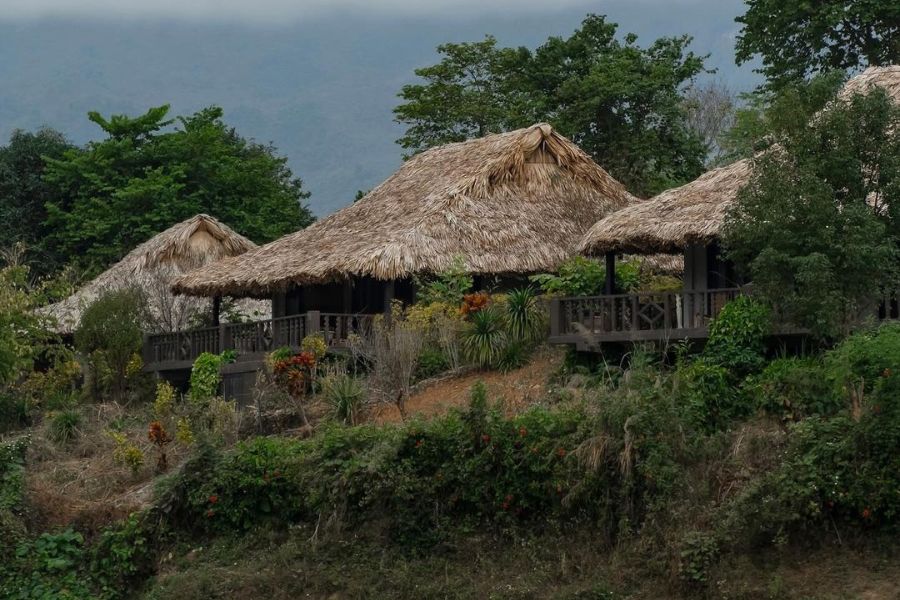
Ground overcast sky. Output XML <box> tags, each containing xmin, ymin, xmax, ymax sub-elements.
<box><xmin>1</xmin><ymin>0</ymin><xmax>718</xmax><ymax>22</ymax></box>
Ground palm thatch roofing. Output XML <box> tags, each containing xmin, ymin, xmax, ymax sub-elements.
<box><xmin>579</xmin><ymin>65</ymin><xmax>900</xmax><ymax>257</ymax></box>
<box><xmin>174</xmin><ymin>123</ymin><xmax>636</xmax><ymax>297</ymax></box>
<box><xmin>42</xmin><ymin>214</ymin><xmax>269</xmax><ymax>333</ymax></box>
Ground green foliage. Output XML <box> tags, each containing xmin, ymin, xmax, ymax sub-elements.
<box><xmin>531</xmin><ymin>257</ymin><xmax>640</xmax><ymax>297</ymax></box>
<box><xmin>189</xmin><ymin>352</ymin><xmax>227</xmax><ymax>404</ymax></box>
<box><xmin>678</xmin><ymin>531</ymin><xmax>719</xmax><ymax>587</ymax></box>
<box><xmin>825</xmin><ymin>322</ymin><xmax>900</xmax><ymax>394</ymax></box>
<box><xmin>503</xmin><ymin>286</ymin><xmax>544</xmax><ymax>342</ymax></box>
<box><xmin>0</xmin><ymin>436</ymin><xmax>28</xmax><ymax>513</ymax></box>
<box><xmin>49</xmin><ymin>409</ymin><xmax>82</xmax><ymax>445</ymax></box>
<box><xmin>462</xmin><ymin>306</ymin><xmax>507</xmax><ymax>368</ymax></box>
<box><xmin>723</xmin><ymin>87</ymin><xmax>900</xmax><ymax>338</ymax></box>
<box><xmin>0</xmin><ymin>529</ymin><xmax>95</xmax><ymax>600</ymax></box>
<box><xmin>75</xmin><ymin>288</ymin><xmax>145</xmax><ymax>401</ymax></box>
<box><xmin>414</xmin><ymin>256</ymin><xmax>473</xmax><ymax>307</ymax></box>
<box><xmin>0</xmin><ymin>128</ymin><xmax>75</xmax><ymax>276</ymax></box>
<box><xmin>322</xmin><ymin>371</ymin><xmax>366</xmax><ymax>425</ymax></box>
<box><xmin>703</xmin><ymin>296</ymin><xmax>770</xmax><ymax>376</ymax></box>
<box><xmin>496</xmin><ymin>339</ymin><xmax>530</xmax><ymax>373</ymax></box>
<box><xmin>735</xmin><ymin>0</ymin><xmax>900</xmax><ymax>90</ymax></box>
<box><xmin>395</xmin><ymin>15</ymin><xmax>708</xmax><ymax>196</ymax></box>
<box><xmin>415</xmin><ymin>346</ymin><xmax>450</xmax><ymax>381</ymax></box>
<box><xmin>750</xmin><ymin>358</ymin><xmax>840</xmax><ymax>422</ymax></box>
<box><xmin>42</xmin><ymin>105</ymin><xmax>314</xmax><ymax>277</ymax></box>
<box><xmin>0</xmin><ymin>264</ymin><xmax>58</xmax><ymax>388</ymax></box>
<box><xmin>677</xmin><ymin>359</ymin><xmax>744</xmax><ymax>433</ymax></box>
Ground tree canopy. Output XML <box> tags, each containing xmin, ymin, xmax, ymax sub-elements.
<box><xmin>0</xmin><ymin>128</ymin><xmax>76</xmax><ymax>276</ymax></box>
<box><xmin>394</xmin><ymin>15</ymin><xmax>709</xmax><ymax>197</ymax></box>
<box><xmin>42</xmin><ymin>105</ymin><xmax>314</xmax><ymax>277</ymax></box>
<box><xmin>736</xmin><ymin>0</ymin><xmax>900</xmax><ymax>89</ymax></box>
<box><xmin>722</xmin><ymin>85</ymin><xmax>900</xmax><ymax>337</ymax></box>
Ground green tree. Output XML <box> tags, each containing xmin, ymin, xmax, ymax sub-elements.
<box><xmin>0</xmin><ymin>128</ymin><xmax>76</xmax><ymax>275</ymax></box>
<box><xmin>394</xmin><ymin>15</ymin><xmax>708</xmax><ymax>197</ymax></box>
<box><xmin>736</xmin><ymin>0</ymin><xmax>900</xmax><ymax>89</ymax></box>
<box><xmin>722</xmin><ymin>88</ymin><xmax>900</xmax><ymax>337</ymax></box>
<box><xmin>43</xmin><ymin>105</ymin><xmax>314</xmax><ymax>277</ymax></box>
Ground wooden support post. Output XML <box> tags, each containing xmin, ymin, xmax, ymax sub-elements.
<box><xmin>306</xmin><ymin>311</ymin><xmax>321</xmax><ymax>336</ymax></box>
<box><xmin>343</xmin><ymin>279</ymin><xmax>353</xmax><ymax>314</ymax></box>
<box><xmin>212</xmin><ymin>295</ymin><xmax>221</xmax><ymax>327</ymax></box>
<box><xmin>549</xmin><ymin>297</ymin><xmax>561</xmax><ymax>337</ymax></box>
<box><xmin>604</xmin><ymin>252</ymin><xmax>616</xmax><ymax>295</ymax></box>
<box><xmin>383</xmin><ymin>280</ymin><xmax>396</xmax><ymax>318</ymax></box>
<box><xmin>218</xmin><ymin>322</ymin><xmax>229</xmax><ymax>354</ymax></box>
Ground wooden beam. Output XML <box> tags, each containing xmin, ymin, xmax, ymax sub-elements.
<box><xmin>604</xmin><ymin>252</ymin><xmax>616</xmax><ymax>295</ymax></box>
<box><xmin>212</xmin><ymin>295</ymin><xmax>221</xmax><ymax>326</ymax></box>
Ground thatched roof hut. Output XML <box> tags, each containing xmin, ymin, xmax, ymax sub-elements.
<box><xmin>174</xmin><ymin>123</ymin><xmax>636</xmax><ymax>297</ymax></box>
<box><xmin>579</xmin><ymin>65</ymin><xmax>900</xmax><ymax>257</ymax></box>
<box><xmin>42</xmin><ymin>214</ymin><xmax>268</xmax><ymax>333</ymax></box>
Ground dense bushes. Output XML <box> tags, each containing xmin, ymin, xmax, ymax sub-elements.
<box><xmin>75</xmin><ymin>288</ymin><xmax>146</xmax><ymax>401</ymax></box>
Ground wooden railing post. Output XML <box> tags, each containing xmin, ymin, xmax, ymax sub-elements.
<box><xmin>306</xmin><ymin>311</ymin><xmax>321</xmax><ymax>337</ymax></box>
<box><xmin>219</xmin><ymin>323</ymin><xmax>229</xmax><ymax>354</ymax></box>
<box><xmin>549</xmin><ymin>297</ymin><xmax>561</xmax><ymax>337</ymax></box>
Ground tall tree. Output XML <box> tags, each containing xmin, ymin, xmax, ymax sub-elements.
<box><xmin>394</xmin><ymin>15</ymin><xmax>709</xmax><ymax>197</ymax></box>
<box><xmin>722</xmin><ymin>86</ymin><xmax>900</xmax><ymax>337</ymax></box>
<box><xmin>0</xmin><ymin>128</ymin><xmax>76</xmax><ymax>275</ymax></box>
<box><xmin>736</xmin><ymin>0</ymin><xmax>900</xmax><ymax>89</ymax></box>
<box><xmin>43</xmin><ymin>105</ymin><xmax>314</xmax><ymax>277</ymax></box>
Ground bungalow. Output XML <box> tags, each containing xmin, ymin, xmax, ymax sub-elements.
<box><xmin>549</xmin><ymin>65</ymin><xmax>900</xmax><ymax>349</ymax></box>
<box><xmin>153</xmin><ymin>123</ymin><xmax>636</xmax><ymax>373</ymax></box>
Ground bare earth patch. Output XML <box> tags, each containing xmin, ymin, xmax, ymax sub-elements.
<box><xmin>371</xmin><ymin>346</ymin><xmax>564</xmax><ymax>424</ymax></box>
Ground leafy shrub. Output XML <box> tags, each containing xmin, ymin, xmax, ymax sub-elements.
<box><xmin>677</xmin><ymin>359</ymin><xmax>745</xmax><ymax>432</ymax></box>
<box><xmin>463</xmin><ymin>306</ymin><xmax>507</xmax><ymax>368</ymax></box>
<box><xmin>0</xmin><ymin>529</ymin><xmax>94</xmax><ymax>600</ymax></box>
<box><xmin>0</xmin><ymin>392</ymin><xmax>30</xmax><ymax>432</ymax></box>
<box><xmin>703</xmin><ymin>295</ymin><xmax>770</xmax><ymax>377</ymax></box>
<box><xmin>322</xmin><ymin>371</ymin><xmax>366</xmax><ymax>425</ymax></box>
<box><xmin>0</xmin><ymin>436</ymin><xmax>28</xmax><ymax>513</ymax></box>
<box><xmin>414</xmin><ymin>255</ymin><xmax>473</xmax><ymax>306</ymax></box>
<box><xmin>678</xmin><ymin>531</ymin><xmax>719</xmax><ymax>587</ymax></box>
<box><xmin>496</xmin><ymin>339</ymin><xmax>529</xmax><ymax>373</ymax></box>
<box><xmin>49</xmin><ymin>408</ymin><xmax>82</xmax><ymax>444</ymax></box>
<box><xmin>531</xmin><ymin>257</ymin><xmax>642</xmax><ymax>297</ymax></box>
<box><xmin>74</xmin><ymin>287</ymin><xmax>145</xmax><ymax>401</ymax></box>
<box><xmin>750</xmin><ymin>357</ymin><xmax>839</xmax><ymax>422</ymax></box>
<box><xmin>109</xmin><ymin>431</ymin><xmax>144</xmax><ymax>475</ymax></box>
<box><xmin>300</xmin><ymin>333</ymin><xmax>327</xmax><ymax>361</ymax></box>
<box><xmin>416</xmin><ymin>346</ymin><xmax>450</xmax><ymax>380</ymax></box>
<box><xmin>531</xmin><ymin>256</ymin><xmax>605</xmax><ymax>296</ymax></box>
<box><xmin>189</xmin><ymin>351</ymin><xmax>228</xmax><ymax>403</ymax></box>
<box><xmin>826</xmin><ymin>322</ymin><xmax>900</xmax><ymax>395</ymax></box>
<box><xmin>153</xmin><ymin>380</ymin><xmax>176</xmax><ymax>418</ymax></box>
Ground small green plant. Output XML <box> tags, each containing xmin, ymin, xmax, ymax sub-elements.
<box><xmin>751</xmin><ymin>357</ymin><xmax>839</xmax><ymax>422</ymax></box>
<box><xmin>463</xmin><ymin>306</ymin><xmax>507</xmax><ymax>368</ymax></box>
<box><xmin>416</xmin><ymin>346</ymin><xmax>450</xmax><ymax>380</ymax></box>
<box><xmin>322</xmin><ymin>371</ymin><xmax>366</xmax><ymax>425</ymax></box>
<box><xmin>415</xmin><ymin>255</ymin><xmax>474</xmax><ymax>306</ymax></box>
<box><xmin>300</xmin><ymin>334</ymin><xmax>327</xmax><ymax>361</ymax></box>
<box><xmin>496</xmin><ymin>339</ymin><xmax>529</xmax><ymax>373</ymax></box>
<box><xmin>49</xmin><ymin>408</ymin><xmax>81</xmax><ymax>444</ymax></box>
<box><xmin>109</xmin><ymin>431</ymin><xmax>144</xmax><ymax>475</ymax></box>
<box><xmin>678</xmin><ymin>531</ymin><xmax>719</xmax><ymax>587</ymax></box>
<box><xmin>531</xmin><ymin>256</ymin><xmax>604</xmax><ymax>296</ymax></box>
<box><xmin>189</xmin><ymin>351</ymin><xmax>226</xmax><ymax>403</ymax></box>
<box><xmin>153</xmin><ymin>380</ymin><xmax>176</xmax><ymax>418</ymax></box>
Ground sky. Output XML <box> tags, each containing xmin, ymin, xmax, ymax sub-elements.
<box><xmin>3</xmin><ymin>0</ymin><xmax>723</xmax><ymax>22</ymax></box>
<box><xmin>0</xmin><ymin>0</ymin><xmax>758</xmax><ymax>216</ymax></box>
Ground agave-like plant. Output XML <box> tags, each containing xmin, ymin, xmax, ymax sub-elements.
<box><xmin>504</xmin><ymin>286</ymin><xmax>545</xmax><ymax>342</ymax></box>
<box><xmin>463</xmin><ymin>306</ymin><xmax>507</xmax><ymax>368</ymax></box>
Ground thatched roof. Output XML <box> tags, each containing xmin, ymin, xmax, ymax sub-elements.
<box><xmin>42</xmin><ymin>214</ymin><xmax>268</xmax><ymax>333</ymax></box>
<box><xmin>579</xmin><ymin>159</ymin><xmax>753</xmax><ymax>255</ymax></box>
<box><xmin>580</xmin><ymin>65</ymin><xmax>900</xmax><ymax>257</ymax></box>
<box><xmin>174</xmin><ymin>123</ymin><xmax>636</xmax><ymax>296</ymax></box>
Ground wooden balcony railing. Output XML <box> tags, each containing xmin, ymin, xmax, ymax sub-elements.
<box><xmin>143</xmin><ymin>310</ymin><xmax>375</xmax><ymax>369</ymax></box>
<box><xmin>548</xmin><ymin>288</ymin><xmax>747</xmax><ymax>345</ymax></box>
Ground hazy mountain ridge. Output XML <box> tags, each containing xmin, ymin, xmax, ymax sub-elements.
<box><xmin>0</xmin><ymin>1</ymin><xmax>758</xmax><ymax>218</ymax></box>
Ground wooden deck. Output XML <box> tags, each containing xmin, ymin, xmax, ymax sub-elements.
<box><xmin>548</xmin><ymin>288</ymin><xmax>746</xmax><ymax>350</ymax></box>
<box><xmin>142</xmin><ymin>310</ymin><xmax>374</xmax><ymax>371</ymax></box>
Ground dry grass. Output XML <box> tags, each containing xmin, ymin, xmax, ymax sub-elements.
<box><xmin>174</xmin><ymin>123</ymin><xmax>637</xmax><ymax>296</ymax></box>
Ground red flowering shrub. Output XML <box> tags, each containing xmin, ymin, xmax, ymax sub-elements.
<box><xmin>147</xmin><ymin>420</ymin><xmax>171</xmax><ymax>473</ymax></box>
<box><xmin>460</xmin><ymin>292</ymin><xmax>490</xmax><ymax>315</ymax></box>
